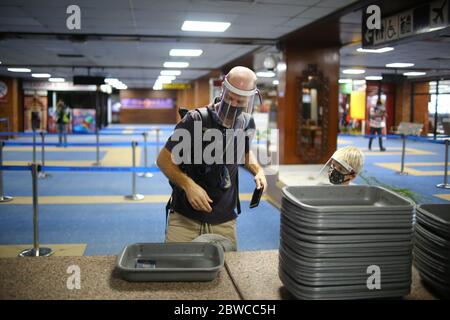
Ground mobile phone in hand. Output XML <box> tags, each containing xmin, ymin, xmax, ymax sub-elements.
<box><xmin>249</xmin><ymin>186</ymin><xmax>264</xmax><ymax>209</ymax></box>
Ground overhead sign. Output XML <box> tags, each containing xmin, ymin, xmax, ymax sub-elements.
<box><xmin>362</xmin><ymin>0</ymin><xmax>450</xmax><ymax>48</ymax></box>
<box><xmin>162</xmin><ymin>83</ymin><xmax>191</xmax><ymax>90</ymax></box>
<box><xmin>120</xmin><ymin>98</ymin><xmax>174</xmax><ymax>109</ymax></box>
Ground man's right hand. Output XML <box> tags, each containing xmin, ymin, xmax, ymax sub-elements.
<box><xmin>184</xmin><ymin>181</ymin><xmax>213</xmax><ymax>213</ymax></box>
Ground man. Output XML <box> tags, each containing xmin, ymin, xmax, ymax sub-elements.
<box><xmin>157</xmin><ymin>66</ymin><xmax>267</xmax><ymax>250</ymax></box>
<box><xmin>368</xmin><ymin>100</ymin><xmax>386</xmax><ymax>151</ymax></box>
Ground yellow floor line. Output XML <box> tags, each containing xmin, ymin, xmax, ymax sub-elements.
<box><xmin>0</xmin><ymin>193</ymin><xmax>260</xmax><ymax>205</ymax></box>
<box><xmin>0</xmin><ymin>244</ymin><xmax>86</xmax><ymax>258</ymax></box>
<box><xmin>337</xmin><ymin>139</ymin><xmax>354</xmax><ymax>145</ymax></box>
<box><xmin>4</xmin><ymin>147</ymin><xmax>141</xmax><ymax>167</ymax></box>
<box><xmin>434</xmin><ymin>194</ymin><xmax>450</xmax><ymax>201</ymax></box>
<box><xmin>363</xmin><ymin>147</ymin><xmax>433</xmax><ymax>156</ymax></box>
<box><xmin>375</xmin><ymin>163</ymin><xmax>445</xmax><ymax>176</ymax></box>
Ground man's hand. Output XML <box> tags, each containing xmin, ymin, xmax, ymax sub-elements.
<box><xmin>254</xmin><ymin>170</ymin><xmax>267</xmax><ymax>191</ymax></box>
<box><xmin>184</xmin><ymin>181</ymin><xmax>213</xmax><ymax>213</ymax></box>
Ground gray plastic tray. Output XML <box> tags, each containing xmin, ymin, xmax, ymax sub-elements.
<box><xmin>282</xmin><ymin>185</ymin><xmax>415</xmax><ymax>213</ymax></box>
<box><xmin>417</xmin><ymin>204</ymin><xmax>450</xmax><ymax>226</ymax></box>
<box><xmin>116</xmin><ymin>242</ymin><xmax>224</xmax><ymax>282</ymax></box>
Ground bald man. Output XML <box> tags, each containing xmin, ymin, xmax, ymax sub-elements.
<box><xmin>157</xmin><ymin>66</ymin><xmax>267</xmax><ymax>250</ymax></box>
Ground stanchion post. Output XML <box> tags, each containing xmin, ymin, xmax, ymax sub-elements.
<box><xmin>0</xmin><ymin>141</ymin><xmax>13</xmax><ymax>202</ymax></box>
<box><xmin>32</xmin><ymin>130</ymin><xmax>36</xmax><ymax>164</ymax></box>
<box><xmin>126</xmin><ymin>141</ymin><xmax>144</xmax><ymax>201</ymax></box>
<box><xmin>156</xmin><ymin>128</ymin><xmax>161</xmax><ymax>157</ymax></box>
<box><xmin>38</xmin><ymin>132</ymin><xmax>49</xmax><ymax>179</ymax></box>
<box><xmin>397</xmin><ymin>134</ymin><xmax>408</xmax><ymax>175</ymax></box>
<box><xmin>93</xmin><ymin>128</ymin><xmax>101</xmax><ymax>166</ymax></box>
<box><xmin>436</xmin><ymin>139</ymin><xmax>450</xmax><ymax>189</ymax></box>
<box><xmin>139</xmin><ymin>131</ymin><xmax>153</xmax><ymax>178</ymax></box>
<box><xmin>19</xmin><ymin>163</ymin><xmax>53</xmax><ymax>257</ymax></box>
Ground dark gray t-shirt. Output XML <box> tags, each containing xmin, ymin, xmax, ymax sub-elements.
<box><xmin>164</xmin><ymin>106</ymin><xmax>255</xmax><ymax>224</ymax></box>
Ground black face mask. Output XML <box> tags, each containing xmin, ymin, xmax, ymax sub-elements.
<box><xmin>328</xmin><ymin>168</ymin><xmax>347</xmax><ymax>185</ymax></box>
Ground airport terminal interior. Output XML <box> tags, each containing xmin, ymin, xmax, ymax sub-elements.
<box><xmin>0</xmin><ymin>0</ymin><xmax>450</xmax><ymax>300</ymax></box>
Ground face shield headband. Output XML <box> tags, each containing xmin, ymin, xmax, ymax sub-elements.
<box><xmin>215</xmin><ymin>78</ymin><xmax>261</xmax><ymax>129</ymax></box>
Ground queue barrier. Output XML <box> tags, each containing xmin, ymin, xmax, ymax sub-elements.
<box><xmin>0</xmin><ymin>162</ymin><xmax>162</xmax><ymax>257</ymax></box>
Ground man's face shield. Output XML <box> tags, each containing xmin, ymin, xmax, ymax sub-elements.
<box><xmin>215</xmin><ymin>78</ymin><xmax>259</xmax><ymax>129</ymax></box>
<box><xmin>317</xmin><ymin>157</ymin><xmax>356</xmax><ymax>185</ymax></box>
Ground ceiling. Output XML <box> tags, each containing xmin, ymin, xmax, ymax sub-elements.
<box><xmin>0</xmin><ymin>0</ymin><xmax>357</xmax><ymax>88</ymax></box>
<box><xmin>339</xmin><ymin>7</ymin><xmax>450</xmax><ymax>81</ymax></box>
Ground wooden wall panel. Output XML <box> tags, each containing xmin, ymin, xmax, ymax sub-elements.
<box><xmin>277</xmin><ymin>45</ymin><xmax>340</xmax><ymax>164</ymax></box>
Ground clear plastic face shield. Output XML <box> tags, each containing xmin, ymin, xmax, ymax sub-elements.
<box><xmin>316</xmin><ymin>156</ymin><xmax>356</xmax><ymax>185</ymax></box>
<box><xmin>215</xmin><ymin>78</ymin><xmax>260</xmax><ymax>129</ymax></box>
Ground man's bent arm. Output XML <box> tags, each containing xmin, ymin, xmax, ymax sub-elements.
<box><xmin>157</xmin><ymin>147</ymin><xmax>213</xmax><ymax>213</ymax></box>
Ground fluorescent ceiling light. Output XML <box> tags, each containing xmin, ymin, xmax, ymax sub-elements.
<box><xmin>156</xmin><ymin>78</ymin><xmax>173</xmax><ymax>84</ymax></box>
<box><xmin>158</xmin><ymin>75</ymin><xmax>176</xmax><ymax>81</ymax></box>
<box><xmin>169</xmin><ymin>49</ymin><xmax>203</xmax><ymax>57</ymax></box>
<box><xmin>114</xmin><ymin>83</ymin><xmax>127</xmax><ymax>90</ymax></box>
<box><xmin>7</xmin><ymin>67</ymin><xmax>31</xmax><ymax>73</ymax></box>
<box><xmin>49</xmin><ymin>77</ymin><xmax>65</xmax><ymax>82</ymax></box>
<box><xmin>181</xmin><ymin>20</ymin><xmax>230</xmax><ymax>32</ymax></box>
<box><xmin>365</xmin><ymin>76</ymin><xmax>383</xmax><ymax>80</ymax></box>
<box><xmin>32</xmin><ymin>73</ymin><xmax>51</xmax><ymax>78</ymax></box>
<box><xmin>160</xmin><ymin>70</ymin><xmax>181</xmax><ymax>76</ymax></box>
<box><xmin>386</xmin><ymin>63</ymin><xmax>414</xmax><ymax>68</ymax></box>
<box><xmin>403</xmin><ymin>72</ymin><xmax>426</xmax><ymax>76</ymax></box>
<box><xmin>357</xmin><ymin>47</ymin><xmax>394</xmax><ymax>53</ymax></box>
<box><xmin>339</xmin><ymin>79</ymin><xmax>352</xmax><ymax>84</ymax></box>
<box><xmin>272</xmin><ymin>80</ymin><xmax>279</xmax><ymax>85</ymax></box>
<box><xmin>342</xmin><ymin>69</ymin><xmax>365</xmax><ymax>74</ymax></box>
<box><xmin>105</xmin><ymin>78</ymin><xmax>120</xmax><ymax>84</ymax></box>
<box><xmin>256</xmin><ymin>71</ymin><xmax>276</xmax><ymax>78</ymax></box>
<box><xmin>353</xmin><ymin>80</ymin><xmax>366</xmax><ymax>85</ymax></box>
<box><xmin>164</xmin><ymin>62</ymin><xmax>189</xmax><ymax>68</ymax></box>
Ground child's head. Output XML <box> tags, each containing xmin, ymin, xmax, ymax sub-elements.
<box><xmin>329</xmin><ymin>146</ymin><xmax>365</xmax><ymax>185</ymax></box>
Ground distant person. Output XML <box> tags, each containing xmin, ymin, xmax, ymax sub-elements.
<box><xmin>55</xmin><ymin>100</ymin><xmax>71</xmax><ymax>147</ymax></box>
<box><xmin>368</xmin><ymin>100</ymin><xmax>386</xmax><ymax>151</ymax></box>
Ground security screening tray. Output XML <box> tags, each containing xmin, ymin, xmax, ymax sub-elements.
<box><xmin>116</xmin><ymin>242</ymin><xmax>224</xmax><ymax>282</ymax></box>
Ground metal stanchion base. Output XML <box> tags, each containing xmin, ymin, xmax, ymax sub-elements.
<box><xmin>138</xmin><ymin>172</ymin><xmax>154</xmax><ymax>178</ymax></box>
<box><xmin>0</xmin><ymin>195</ymin><xmax>13</xmax><ymax>202</ymax></box>
<box><xmin>125</xmin><ymin>194</ymin><xmax>145</xmax><ymax>201</ymax></box>
<box><xmin>18</xmin><ymin>247</ymin><xmax>54</xmax><ymax>257</ymax></box>
<box><xmin>92</xmin><ymin>162</ymin><xmax>101</xmax><ymax>166</ymax></box>
<box><xmin>396</xmin><ymin>171</ymin><xmax>408</xmax><ymax>175</ymax></box>
<box><xmin>436</xmin><ymin>183</ymin><xmax>450</xmax><ymax>189</ymax></box>
<box><xmin>38</xmin><ymin>172</ymin><xmax>51</xmax><ymax>179</ymax></box>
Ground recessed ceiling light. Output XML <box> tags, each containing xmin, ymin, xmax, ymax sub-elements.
<box><xmin>403</xmin><ymin>72</ymin><xmax>426</xmax><ymax>76</ymax></box>
<box><xmin>338</xmin><ymin>79</ymin><xmax>352</xmax><ymax>84</ymax></box>
<box><xmin>256</xmin><ymin>71</ymin><xmax>276</xmax><ymax>78</ymax></box>
<box><xmin>342</xmin><ymin>69</ymin><xmax>365</xmax><ymax>74</ymax></box>
<box><xmin>164</xmin><ymin>62</ymin><xmax>189</xmax><ymax>68</ymax></box>
<box><xmin>181</xmin><ymin>20</ymin><xmax>230</xmax><ymax>32</ymax></box>
<box><xmin>160</xmin><ymin>70</ymin><xmax>181</xmax><ymax>76</ymax></box>
<box><xmin>272</xmin><ymin>80</ymin><xmax>279</xmax><ymax>85</ymax></box>
<box><xmin>158</xmin><ymin>75</ymin><xmax>176</xmax><ymax>81</ymax></box>
<box><xmin>169</xmin><ymin>49</ymin><xmax>203</xmax><ymax>57</ymax></box>
<box><xmin>32</xmin><ymin>73</ymin><xmax>51</xmax><ymax>78</ymax></box>
<box><xmin>49</xmin><ymin>77</ymin><xmax>65</xmax><ymax>82</ymax></box>
<box><xmin>386</xmin><ymin>63</ymin><xmax>414</xmax><ymax>68</ymax></box>
<box><xmin>7</xmin><ymin>67</ymin><xmax>31</xmax><ymax>73</ymax></box>
<box><xmin>365</xmin><ymin>76</ymin><xmax>383</xmax><ymax>80</ymax></box>
<box><xmin>357</xmin><ymin>47</ymin><xmax>394</xmax><ymax>53</ymax></box>
<box><xmin>105</xmin><ymin>78</ymin><xmax>119</xmax><ymax>84</ymax></box>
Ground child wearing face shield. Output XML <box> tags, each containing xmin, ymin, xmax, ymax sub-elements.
<box><xmin>318</xmin><ymin>146</ymin><xmax>365</xmax><ymax>186</ymax></box>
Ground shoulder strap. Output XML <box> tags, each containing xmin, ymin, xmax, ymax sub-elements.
<box><xmin>195</xmin><ymin>107</ymin><xmax>212</xmax><ymax>129</ymax></box>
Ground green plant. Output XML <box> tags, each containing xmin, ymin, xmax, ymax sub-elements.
<box><xmin>358</xmin><ymin>172</ymin><xmax>421</xmax><ymax>204</ymax></box>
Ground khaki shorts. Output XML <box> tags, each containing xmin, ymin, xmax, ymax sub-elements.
<box><xmin>165</xmin><ymin>212</ymin><xmax>237</xmax><ymax>251</ymax></box>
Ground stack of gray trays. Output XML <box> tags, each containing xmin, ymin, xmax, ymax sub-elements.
<box><xmin>414</xmin><ymin>204</ymin><xmax>450</xmax><ymax>298</ymax></box>
<box><xmin>279</xmin><ymin>185</ymin><xmax>415</xmax><ymax>300</ymax></box>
